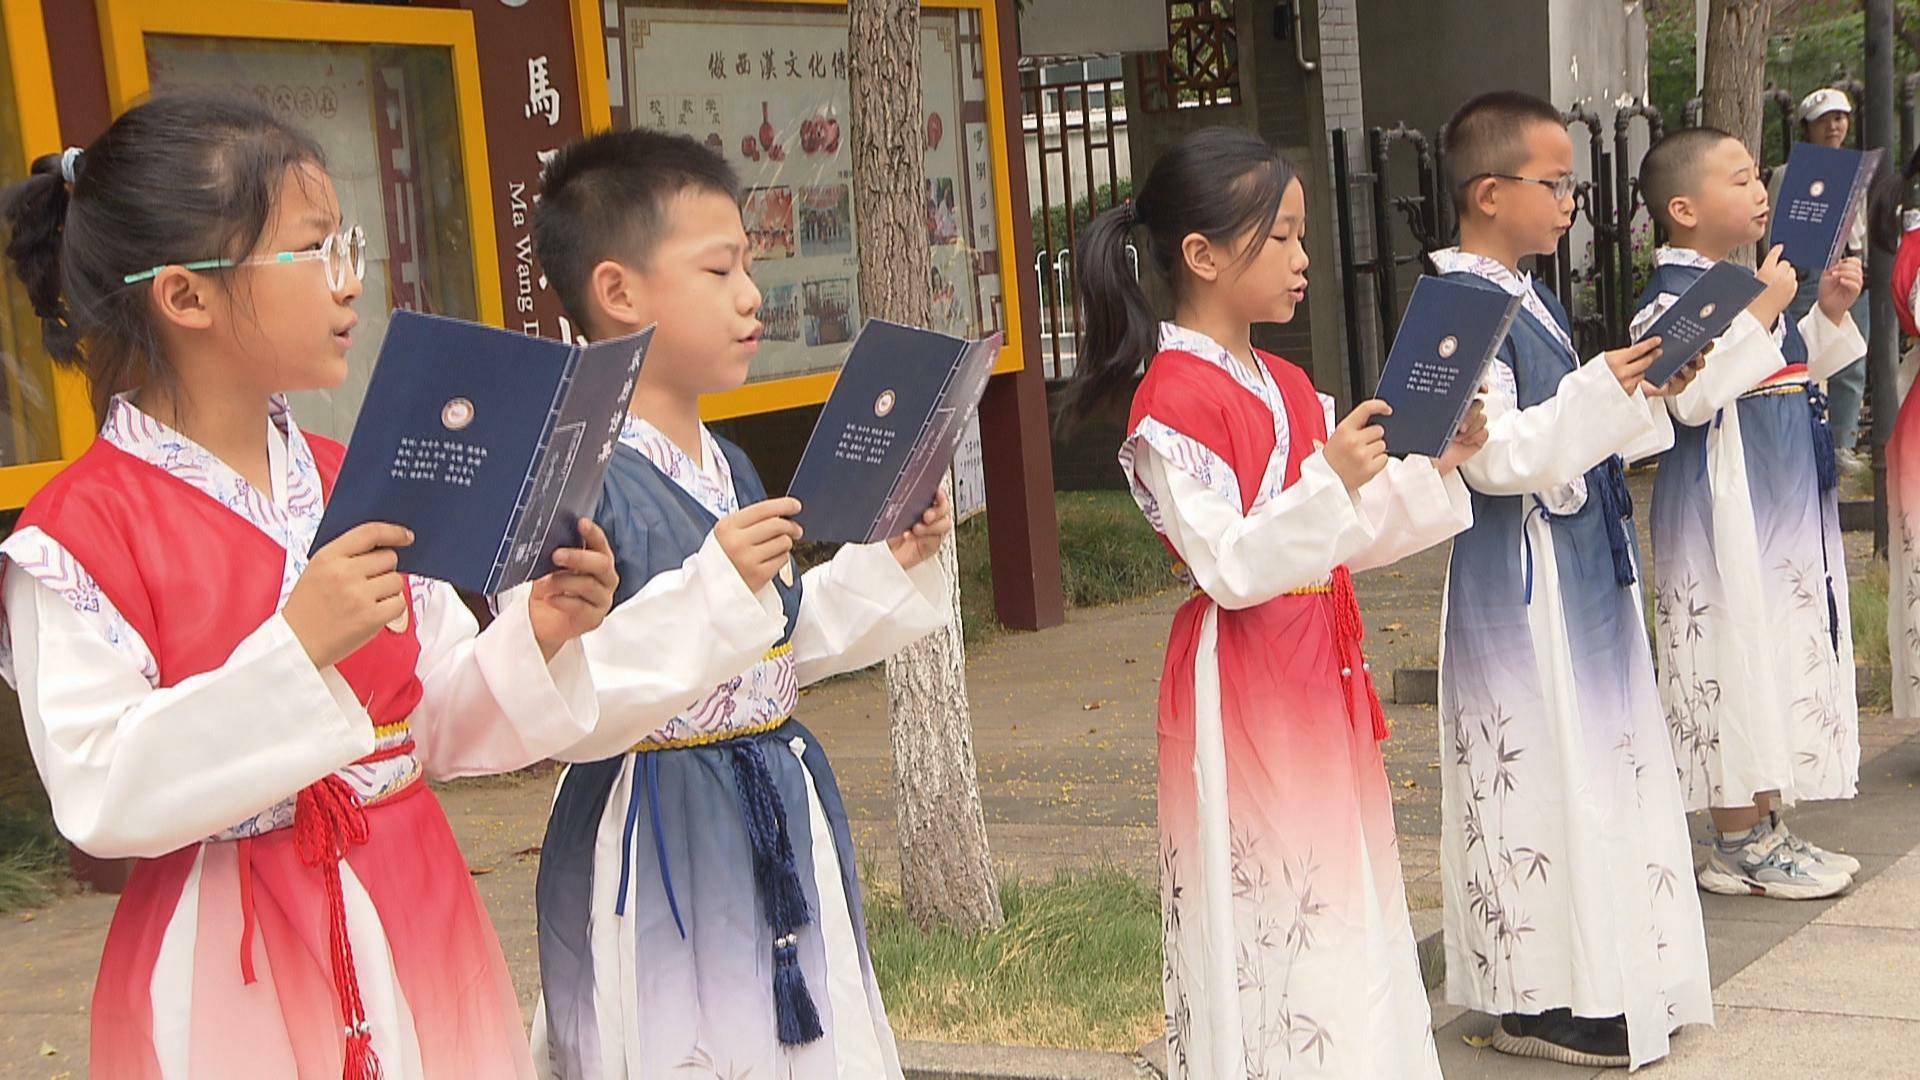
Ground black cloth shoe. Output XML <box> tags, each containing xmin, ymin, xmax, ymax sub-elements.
<box><xmin>1490</xmin><ymin>1008</ymin><xmax>1630</xmax><ymax>1068</ymax></box>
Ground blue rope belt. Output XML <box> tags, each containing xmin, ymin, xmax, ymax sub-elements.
<box><xmin>612</xmin><ymin>713</ymin><xmax>825</xmax><ymax>1045</ymax></box>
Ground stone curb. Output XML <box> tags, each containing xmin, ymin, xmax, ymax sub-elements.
<box><xmin>900</xmin><ymin>1040</ymin><xmax>1159</xmax><ymax>1079</ymax></box>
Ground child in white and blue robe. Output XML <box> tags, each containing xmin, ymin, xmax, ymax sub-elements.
<box><xmin>530</xmin><ymin>416</ymin><xmax>949</xmax><ymax>1079</ymax></box>
<box><xmin>1635</xmin><ymin>246</ymin><xmax>1866</xmax><ymax>821</ymax></box>
<box><xmin>1430</xmin><ymin>249</ymin><xmax>1712</xmax><ymax>1069</ymax></box>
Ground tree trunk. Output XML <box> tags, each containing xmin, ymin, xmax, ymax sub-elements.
<box><xmin>848</xmin><ymin>0</ymin><xmax>1004</xmax><ymax>933</ymax></box>
<box><xmin>1701</xmin><ymin>0</ymin><xmax>1772</xmax><ymax>265</ymax></box>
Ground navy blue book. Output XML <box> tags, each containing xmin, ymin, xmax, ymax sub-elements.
<box><xmin>312</xmin><ymin>311</ymin><xmax>652</xmax><ymax>595</ymax></box>
<box><xmin>1372</xmin><ymin>276</ymin><xmax>1518</xmax><ymax>458</ymax></box>
<box><xmin>1771</xmin><ymin>142</ymin><xmax>1883</xmax><ymax>271</ymax></box>
<box><xmin>1634</xmin><ymin>260</ymin><xmax>1767</xmax><ymax>386</ymax></box>
<box><xmin>787</xmin><ymin>319</ymin><xmax>1003</xmax><ymax>544</ymax></box>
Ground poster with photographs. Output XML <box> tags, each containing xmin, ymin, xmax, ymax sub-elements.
<box><xmin>798</xmin><ymin>185</ymin><xmax>852</xmax><ymax>256</ymax></box>
<box><xmin>744</xmin><ymin>186</ymin><xmax>796</xmax><ymax>260</ymax></box>
<box><xmin>761</xmin><ymin>283</ymin><xmax>803</xmax><ymax>342</ymax></box>
<box><xmin>621</xmin><ymin>3</ymin><xmax>1004</xmax><ymax>384</ymax></box>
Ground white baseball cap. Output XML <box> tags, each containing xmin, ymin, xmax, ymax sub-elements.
<box><xmin>1799</xmin><ymin>87</ymin><xmax>1853</xmax><ymax>123</ymax></box>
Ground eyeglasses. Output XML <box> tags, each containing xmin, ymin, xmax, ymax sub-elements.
<box><xmin>1466</xmin><ymin>173</ymin><xmax>1578</xmax><ymax>201</ymax></box>
<box><xmin>123</xmin><ymin>225</ymin><xmax>368</xmax><ymax>292</ymax></box>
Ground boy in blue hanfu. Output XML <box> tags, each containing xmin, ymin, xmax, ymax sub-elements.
<box><xmin>526</xmin><ymin>129</ymin><xmax>956</xmax><ymax>1079</ymax></box>
<box><xmin>1431</xmin><ymin>91</ymin><xmax>1712</xmax><ymax>1071</ymax></box>
<box><xmin>1635</xmin><ymin>127</ymin><xmax>1867</xmax><ymax>903</ymax></box>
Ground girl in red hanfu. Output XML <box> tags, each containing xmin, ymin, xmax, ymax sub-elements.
<box><xmin>1877</xmin><ymin>150</ymin><xmax>1920</xmax><ymax>717</ymax></box>
<box><xmin>0</xmin><ymin>94</ymin><xmax>621</xmax><ymax>1079</ymax></box>
<box><xmin>1062</xmin><ymin>127</ymin><xmax>1487</xmax><ymax>1078</ymax></box>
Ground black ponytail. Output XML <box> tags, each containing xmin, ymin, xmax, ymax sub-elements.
<box><xmin>2</xmin><ymin>155</ymin><xmax>80</xmax><ymax>366</ymax></box>
<box><xmin>1868</xmin><ymin>144</ymin><xmax>1920</xmax><ymax>258</ymax></box>
<box><xmin>1058</xmin><ymin>201</ymin><xmax>1152</xmax><ymax>429</ymax></box>
<box><xmin>0</xmin><ymin>92</ymin><xmax>325</xmax><ymax>422</ymax></box>
<box><xmin>1058</xmin><ymin>127</ymin><xmax>1298</xmax><ymax>430</ymax></box>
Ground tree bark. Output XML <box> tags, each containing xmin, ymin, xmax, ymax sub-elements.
<box><xmin>848</xmin><ymin>0</ymin><xmax>1004</xmax><ymax>932</ymax></box>
<box><xmin>1701</xmin><ymin>0</ymin><xmax>1773</xmax><ymax>264</ymax></box>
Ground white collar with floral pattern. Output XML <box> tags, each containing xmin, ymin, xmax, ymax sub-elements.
<box><xmin>618</xmin><ymin>413</ymin><xmax>738</xmax><ymax>519</ymax></box>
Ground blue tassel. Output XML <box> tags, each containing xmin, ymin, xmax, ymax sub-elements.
<box><xmin>1827</xmin><ymin>575</ymin><xmax>1841</xmax><ymax>655</ymax></box>
<box><xmin>728</xmin><ymin>744</ymin><xmax>813</xmax><ymax>930</ymax></box>
<box><xmin>1808</xmin><ymin>387</ymin><xmax>1838</xmax><ymax>493</ymax></box>
<box><xmin>726</xmin><ymin>741</ymin><xmax>821</xmax><ymax>1043</ymax></box>
<box><xmin>772</xmin><ymin>935</ymin><xmax>824</xmax><ymax>1045</ymax></box>
<box><xmin>1588</xmin><ymin>455</ymin><xmax>1637</xmax><ymax>588</ymax></box>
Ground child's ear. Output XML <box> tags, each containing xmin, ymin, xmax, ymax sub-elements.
<box><xmin>1666</xmin><ymin>194</ymin><xmax>1698</xmax><ymax>232</ymax></box>
<box><xmin>590</xmin><ymin>259</ymin><xmax>649</xmax><ymax>331</ymax></box>
<box><xmin>1469</xmin><ymin>176</ymin><xmax>1501</xmax><ymax>221</ymax></box>
<box><xmin>148</xmin><ymin>267</ymin><xmax>214</xmax><ymax>333</ymax></box>
<box><xmin>1180</xmin><ymin>231</ymin><xmax>1221</xmax><ymax>283</ymax></box>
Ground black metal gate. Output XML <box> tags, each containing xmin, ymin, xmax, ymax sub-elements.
<box><xmin>1331</xmin><ymin>101</ymin><xmax>1669</xmax><ymax>402</ymax></box>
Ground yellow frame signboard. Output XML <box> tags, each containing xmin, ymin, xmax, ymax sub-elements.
<box><xmin>593</xmin><ymin>0</ymin><xmax>1026</xmax><ymax>422</ymax></box>
<box><xmin>94</xmin><ymin>0</ymin><xmax>505</xmax><ymax>336</ymax></box>
<box><xmin>0</xmin><ymin>0</ymin><xmax>96</xmax><ymax>509</ymax></box>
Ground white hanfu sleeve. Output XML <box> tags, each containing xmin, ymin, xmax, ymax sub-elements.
<box><xmin>2</xmin><ymin>561</ymin><xmax>373</xmax><ymax>859</ymax></box>
<box><xmin>1347</xmin><ymin>456</ymin><xmax>1474</xmax><ymax>572</ymax></box>
<box><xmin>789</xmin><ymin>541</ymin><xmax>951</xmax><ymax>687</ymax></box>
<box><xmin>406</xmin><ymin>579</ymin><xmax>600</xmax><ymax>780</ymax></box>
<box><xmin>1133</xmin><ymin>439</ymin><xmax>1374</xmax><ymax>611</ymax></box>
<box><xmin>547</xmin><ymin>533</ymin><xmax>788</xmax><ymax>763</ymax></box>
<box><xmin>1462</xmin><ymin>354</ymin><xmax>1660</xmax><ymax>497</ymax></box>
<box><xmin>1800</xmin><ymin>303</ymin><xmax>1868</xmax><ymax>382</ymax></box>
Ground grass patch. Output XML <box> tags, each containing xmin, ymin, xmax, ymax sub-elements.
<box><xmin>955</xmin><ymin>490</ymin><xmax>1172</xmax><ymax>645</ymax></box>
<box><xmin>0</xmin><ymin>801</ymin><xmax>65</xmax><ymax>914</ymax></box>
<box><xmin>1853</xmin><ymin>558</ymin><xmax>1893</xmax><ymax>711</ymax></box>
<box><xmin>866</xmin><ymin>869</ymin><xmax>1163</xmax><ymax>1052</ymax></box>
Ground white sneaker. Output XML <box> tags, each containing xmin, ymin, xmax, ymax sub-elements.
<box><xmin>1771</xmin><ymin>819</ymin><xmax>1861</xmax><ymax>877</ymax></box>
<box><xmin>1698</xmin><ymin>826</ymin><xmax>1852</xmax><ymax>899</ymax></box>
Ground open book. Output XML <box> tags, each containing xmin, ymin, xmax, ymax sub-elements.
<box><xmin>787</xmin><ymin>319</ymin><xmax>1002</xmax><ymax>544</ymax></box>
<box><xmin>1372</xmin><ymin>275</ymin><xmax>1518</xmax><ymax>458</ymax></box>
<box><xmin>1634</xmin><ymin>260</ymin><xmax>1766</xmax><ymax>386</ymax></box>
<box><xmin>1771</xmin><ymin>142</ymin><xmax>1883</xmax><ymax>271</ymax></box>
<box><xmin>312</xmin><ymin>311</ymin><xmax>652</xmax><ymax>594</ymax></box>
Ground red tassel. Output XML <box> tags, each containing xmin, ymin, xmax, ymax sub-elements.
<box><xmin>237</xmin><ymin>838</ymin><xmax>258</xmax><ymax>984</ymax></box>
<box><xmin>1329</xmin><ymin>567</ymin><xmax>1389</xmax><ymax>742</ymax></box>
<box><xmin>293</xmin><ymin>775</ymin><xmax>381</xmax><ymax>1080</ymax></box>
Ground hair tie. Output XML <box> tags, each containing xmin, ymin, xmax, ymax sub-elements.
<box><xmin>1119</xmin><ymin>199</ymin><xmax>1137</xmax><ymax>226</ymax></box>
<box><xmin>58</xmin><ymin>147</ymin><xmax>82</xmax><ymax>185</ymax></box>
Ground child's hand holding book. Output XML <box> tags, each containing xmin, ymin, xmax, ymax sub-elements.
<box><xmin>1818</xmin><ymin>256</ymin><xmax>1864</xmax><ymax>324</ymax></box>
<box><xmin>1324</xmin><ymin>400</ymin><xmax>1393</xmax><ymax>493</ymax></box>
<box><xmin>716</xmin><ymin>497</ymin><xmax>805</xmax><ymax>592</ymax></box>
<box><xmin>527</xmin><ymin>519</ymin><xmax>621</xmax><ymax>661</ymax></box>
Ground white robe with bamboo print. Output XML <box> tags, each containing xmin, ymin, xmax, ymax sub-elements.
<box><xmin>1635</xmin><ymin>246</ymin><xmax>1867</xmax><ymax>812</ymax></box>
<box><xmin>1123</xmin><ymin>324</ymin><xmax>1473</xmax><ymax>1080</ymax></box>
<box><xmin>1433</xmin><ymin>250</ymin><xmax>1712</xmax><ymax>1071</ymax></box>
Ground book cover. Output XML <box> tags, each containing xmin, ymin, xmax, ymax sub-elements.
<box><xmin>1634</xmin><ymin>260</ymin><xmax>1767</xmax><ymax>386</ymax></box>
<box><xmin>787</xmin><ymin>319</ymin><xmax>1003</xmax><ymax>544</ymax></box>
<box><xmin>1771</xmin><ymin>142</ymin><xmax>1883</xmax><ymax>271</ymax></box>
<box><xmin>312</xmin><ymin>311</ymin><xmax>651</xmax><ymax>594</ymax></box>
<box><xmin>1372</xmin><ymin>276</ymin><xmax>1519</xmax><ymax>458</ymax></box>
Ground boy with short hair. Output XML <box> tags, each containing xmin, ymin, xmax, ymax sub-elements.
<box><xmin>527</xmin><ymin>128</ymin><xmax>956</xmax><ymax>1079</ymax></box>
<box><xmin>1635</xmin><ymin>127</ymin><xmax>1867</xmax><ymax>902</ymax></box>
<box><xmin>1432</xmin><ymin>90</ymin><xmax>1712</xmax><ymax>1069</ymax></box>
